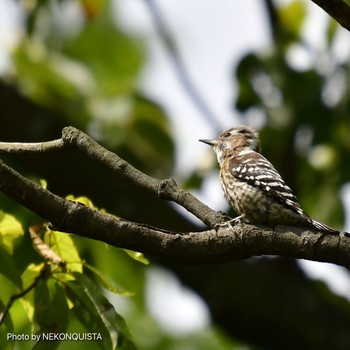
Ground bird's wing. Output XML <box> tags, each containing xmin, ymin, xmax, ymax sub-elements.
<box><xmin>228</xmin><ymin>152</ymin><xmax>303</xmax><ymax>213</ymax></box>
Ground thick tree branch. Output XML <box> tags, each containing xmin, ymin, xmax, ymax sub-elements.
<box><xmin>311</xmin><ymin>0</ymin><xmax>350</xmax><ymax>31</ymax></box>
<box><xmin>0</xmin><ymin>127</ymin><xmax>349</xmax><ymax>266</ymax></box>
<box><xmin>62</xmin><ymin>127</ymin><xmax>221</xmax><ymax>225</ymax></box>
<box><xmin>0</xmin><ymin>127</ymin><xmax>224</xmax><ymax>227</ymax></box>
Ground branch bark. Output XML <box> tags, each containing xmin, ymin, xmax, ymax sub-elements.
<box><xmin>0</xmin><ymin>127</ymin><xmax>349</xmax><ymax>266</ymax></box>
<box><xmin>311</xmin><ymin>0</ymin><xmax>350</xmax><ymax>31</ymax></box>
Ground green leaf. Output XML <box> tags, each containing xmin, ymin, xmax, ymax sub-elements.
<box><xmin>39</xmin><ymin>179</ymin><xmax>47</xmax><ymax>189</ymax></box>
<box><xmin>326</xmin><ymin>19</ymin><xmax>338</xmax><ymax>47</ymax></box>
<box><xmin>44</xmin><ymin>229</ymin><xmax>83</xmax><ymax>273</ymax></box>
<box><xmin>130</xmin><ymin>95</ymin><xmax>174</xmax><ymax>177</ymax></box>
<box><xmin>278</xmin><ymin>0</ymin><xmax>306</xmax><ymax>42</ymax></box>
<box><xmin>0</xmin><ymin>211</ymin><xmax>24</xmax><ymax>254</ymax></box>
<box><xmin>65</xmin><ymin>272</ymin><xmax>136</xmax><ymax>350</ymax></box>
<box><xmin>235</xmin><ymin>53</ymin><xmax>262</xmax><ymax>111</ymax></box>
<box><xmin>124</xmin><ymin>250</ymin><xmax>149</xmax><ymax>266</ymax></box>
<box><xmin>33</xmin><ymin>279</ymin><xmax>69</xmax><ymax>350</ymax></box>
<box><xmin>65</xmin><ymin>194</ymin><xmax>102</xmax><ymax>211</ymax></box>
<box><xmin>13</xmin><ymin>46</ymin><xmax>90</xmax><ymax>124</ymax></box>
<box><xmin>0</xmin><ymin>298</ymin><xmax>14</xmax><ymax>350</ymax></box>
<box><xmin>0</xmin><ymin>245</ymin><xmax>22</xmax><ymax>288</ymax></box>
<box><xmin>63</xmin><ymin>7</ymin><xmax>144</xmax><ymax>96</ymax></box>
<box><xmin>20</xmin><ymin>263</ymin><xmax>45</xmax><ymax>323</ymax></box>
<box><xmin>84</xmin><ymin>263</ymin><xmax>134</xmax><ymax>296</ymax></box>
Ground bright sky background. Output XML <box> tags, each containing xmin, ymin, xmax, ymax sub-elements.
<box><xmin>1</xmin><ymin>0</ymin><xmax>350</xmax><ymax>336</ymax></box>
<box><xmin>116</xmin><ymin>0</ymin><xmax>270</xmax><ymax>173</ymax></box>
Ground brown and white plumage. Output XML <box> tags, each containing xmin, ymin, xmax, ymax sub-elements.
<box><xmin>200</xmin><ymin>125</ymin><xmax>338</xmax><ymax>233</ymax></box>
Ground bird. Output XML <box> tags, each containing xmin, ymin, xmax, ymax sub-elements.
<box><xmin>199</xmin><ymin>125</ymin><xmax>338</xmax><ymax>234</ymax></box>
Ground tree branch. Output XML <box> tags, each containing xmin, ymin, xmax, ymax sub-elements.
<box><xmin>311</xmin><ymin>0</ymin><xmax>350</xmax><ymax>31</ymax></box>
<box><xmin>0</xmin><ymin>127</ymin><xmax>349</xmax><ymax>267</ymax></box>
<box><xmin>0</xmin><ymin>265</ymin><xmax>47</xmax><ymax>326</ymax></box>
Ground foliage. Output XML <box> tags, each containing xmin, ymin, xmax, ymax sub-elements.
<box><xmin>235</xmin><ymin>1</ymin><xmax>349</xmax><ymax>229</ymax></box>
<box><xmin>0</xmin><ymin>0</ymin><xmax>350</xmax><ymax>350</ymax></box>
<box><xmin>1</xmin><ymin>0</ymin><xmax>205</xmax><ymax>348</ymax></box>
<box><xmin>0</xmin><ymin>196</ymin><xmax>138</xmax><ymax>349</ymax></box>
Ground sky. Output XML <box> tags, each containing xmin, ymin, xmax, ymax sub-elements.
<box><xmin>116</xmin><ymin>0</ymin><xmax>270</xmax><ymax>173</ymax></box>
<box><xmin>1</xmin><ymin>0</ymin><xmax>350</xmax><ymax>336</ymax></box>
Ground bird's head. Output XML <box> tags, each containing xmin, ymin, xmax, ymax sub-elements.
<box><xmin>199</xmin><ymin>125</ymin><xmax>261</xmax><ymax>165</ymax></box>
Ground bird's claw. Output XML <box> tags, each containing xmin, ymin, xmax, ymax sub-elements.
<box><xmin>214</xmin><ymin>215</ymin><xmax>243</xmax><ymax>230</ymax></box>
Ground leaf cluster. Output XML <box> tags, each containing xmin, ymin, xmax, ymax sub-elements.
<box><xmin>0</xmin><ymin>197</ymin><xmax>139</xmax><ymax>350</ymax></box>
<box><xmin>1</xmin><ymin>1</ymin><xmax>350</xmax><ymax>350</ymax></box>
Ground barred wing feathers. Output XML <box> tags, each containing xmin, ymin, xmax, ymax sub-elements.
<box><xmin>229</xmin><ymin>152</ymin><xmax>337</xmax><ymax>234</ymax></box>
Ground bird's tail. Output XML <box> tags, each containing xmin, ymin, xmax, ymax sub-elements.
<box><xmin>310</xmin><ymin>218</ymin><xmax>339</xmax><ymax>235</ymax></box>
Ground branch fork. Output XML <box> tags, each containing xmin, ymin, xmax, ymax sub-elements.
<box><xmin>0</xmin><ymin>127</ymin><xmax>349</xmax><ymax>267</ymax></box>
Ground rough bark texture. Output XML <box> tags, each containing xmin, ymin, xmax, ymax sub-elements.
<box><xmin>0</xmin><ymin>127</ymin><xmax>348</xmax><ymax>267</ymax></box>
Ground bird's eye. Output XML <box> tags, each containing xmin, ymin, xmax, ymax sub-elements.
<box><xmin>223</xmin><ymin>132</ymin><xmax>231</xmax><ymax>138</ymax></box>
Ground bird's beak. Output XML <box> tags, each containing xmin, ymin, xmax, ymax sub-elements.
<box><xmin>199</xmin><ymin>139</ymin><xmax>218</xmax><ymax>147</ymax></box>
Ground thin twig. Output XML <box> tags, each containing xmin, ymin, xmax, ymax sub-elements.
<box><xmin>0</xmin><ymin>267</ymin><xmax>47</xmax><ymax>326</ymax></box>
<box><xmin>0</xmin><ymin>127</ymin><xmax>224</xmax><ymax>227</ymax></box>
<box><xmin>143</xmin><ymin>0</ymin><xmax>222</xmax><ymax>130</ymax></box>
<box><xmin>62</xmin><ymin>127</ymin><xmax>225</xmax><ymax>227</ymax></box>
<box><xmin>0</xmin><ymin>127</ymin><xmax>349</xmax><ymax>268</ymax></box>
<box><xmin>0</xmin><ymin>139</ymin><xmax>66</xmax><ymax>154</ymax></box>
